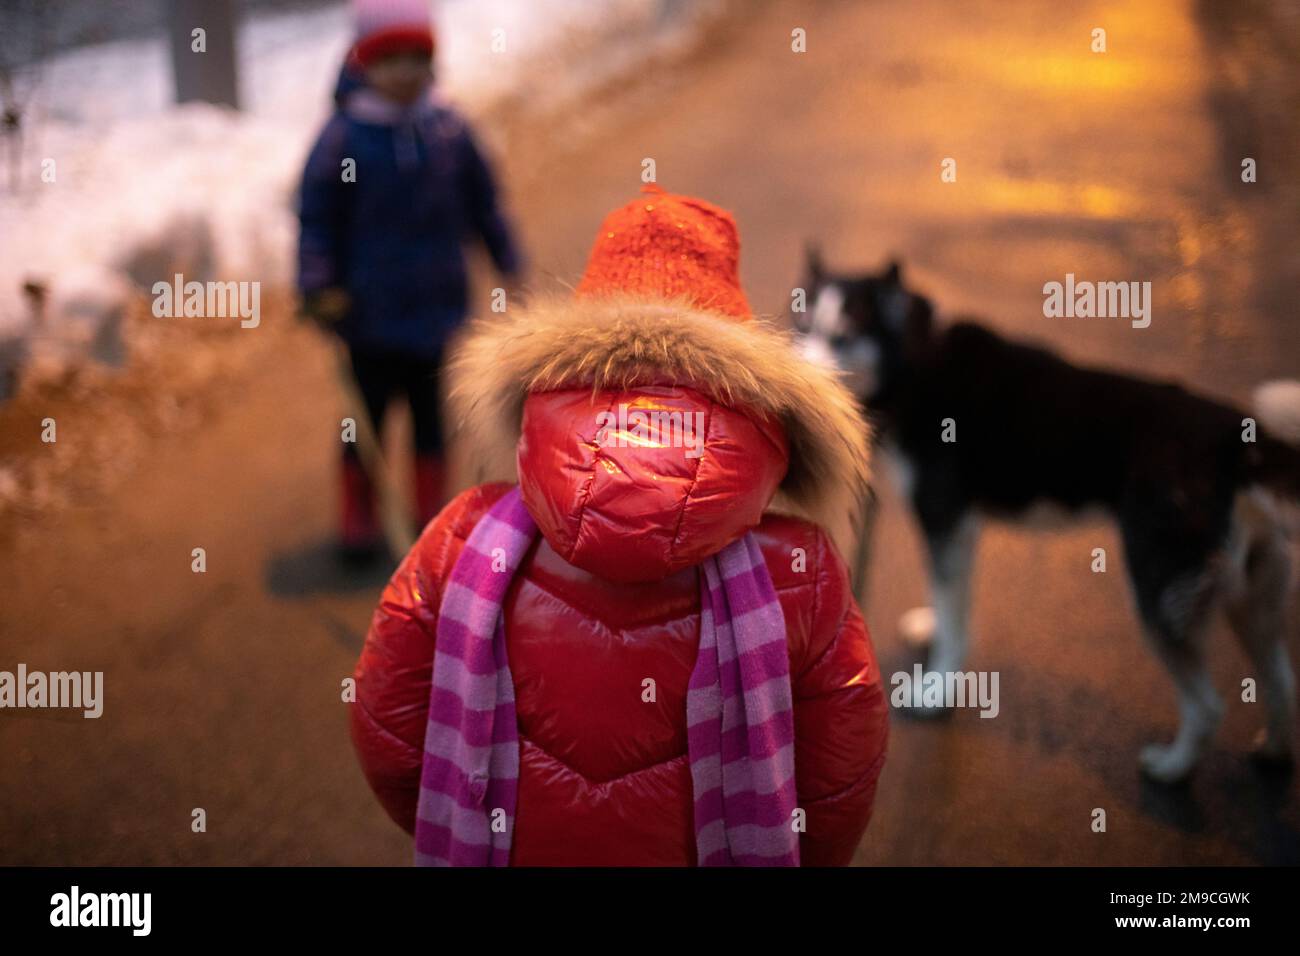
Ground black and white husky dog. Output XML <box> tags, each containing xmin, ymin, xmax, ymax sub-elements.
<box><xmin>794</xmin><ymin>249</ymin><xmax>1300</xmax><ymax>782</ymax></box>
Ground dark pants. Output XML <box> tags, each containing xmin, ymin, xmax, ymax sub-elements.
<box><xmin>343</xmin><ymin>345</ymin><xmax>444</xmax><ymax>458</ymax></box>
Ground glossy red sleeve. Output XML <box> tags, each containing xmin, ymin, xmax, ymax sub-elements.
<box><xmin>349</xmin><ymin>484</ymin><xmax>509</xmax><ymax>833</ymax></box>
<box><xmin>791</xmin><ymin>527</ymin><xmax>890</xmax><ymax>866</ymax></box>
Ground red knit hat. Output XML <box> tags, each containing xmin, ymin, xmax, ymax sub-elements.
<box><xmin>351</xmin><ymin>0</ymin><xmax>436</xmax><ymax>68</ymax></box>
<box><xmin>575</xmin><ymin>184</ymin><xmax>752</xmax><ymax>320</ymax></box>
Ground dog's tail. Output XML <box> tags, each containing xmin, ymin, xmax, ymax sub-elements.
<box><xmin>1248</xmin><ymin>380</ymin><xmax>1300</xmax><ymax>508</ymax></box>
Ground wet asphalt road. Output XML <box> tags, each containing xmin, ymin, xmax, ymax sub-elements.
<box><xmin>1</xmin><ymin>0</ymin><xmax>1297</xmax><ymax>864</ymax></box>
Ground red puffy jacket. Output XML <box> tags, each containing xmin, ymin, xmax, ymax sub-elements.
<box><xmin>351</xmin><ymin>189</ymin><xmax>888</xmax><ymax>865</ymax></box>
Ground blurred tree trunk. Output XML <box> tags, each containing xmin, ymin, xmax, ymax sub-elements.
<box><xmin>0</xmin><ymin>0</ymin><xmax>58</xmax><ymax>191</ymax></box>
<box><xmin>658</xmin><ymin>0</ymin><xmax>689</xmax><ymax>26</ymax></box>
<box><xmin>168</xmin><ymin>0</ymin><xmax>240</xmax><ymax>109</ymax></box>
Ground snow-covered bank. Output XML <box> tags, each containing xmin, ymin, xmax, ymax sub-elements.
<box><xmin>0</xmin><ymin>0</ymin><xmax>722</xmax><ymax>383</ymax></box>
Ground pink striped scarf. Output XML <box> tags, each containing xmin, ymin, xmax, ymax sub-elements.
<box><xmin>414</xmin><ymin>486</ymin><xmax>800</xmax><ymax>866</ymax></box>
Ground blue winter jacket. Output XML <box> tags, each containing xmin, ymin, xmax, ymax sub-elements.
<box><xmin>297</xmin><ymin>67</ymin><xmax>521</xmax><ymax>357</ymax></box>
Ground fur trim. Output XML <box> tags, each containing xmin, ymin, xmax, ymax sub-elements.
<box><xmin>447</xmin><ymin>293</ymin><xmax>872</xmax><ymax>545</ymax></box>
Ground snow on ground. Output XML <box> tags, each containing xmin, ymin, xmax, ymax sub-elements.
<box><xmin>0</xmin><ymin>0</ymin><xmax>718</xmax><ymax>368</ymax></box>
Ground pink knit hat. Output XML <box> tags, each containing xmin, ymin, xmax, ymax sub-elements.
<box><xmin>351</xmin><ymin>0</ymin><xmax>436</xmax><ymax>67</ymax></box>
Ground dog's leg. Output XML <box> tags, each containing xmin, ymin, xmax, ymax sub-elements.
<box><xmin>850</xmin><ymin>483</ymin><xmax>880</xmax><ymax>605</ymax></box>
<box><xmin>889</xmin><ymin>447</ymin><xmax>939</xmax><ymax>647</ymax></box>
<box><xmin>918</xmin><ymin>513</ymin><xmax>979</xmax><ymax>711</ymax></box>
<box><xmin>1129</xmin><ymin>567</ymin><xmax>1223</xmax><ymax>783</ymax></box>
<box><xmin>1224</xmin><ymin>494</ymin><xmax>1296</xmax><ymax>765</ymax></box>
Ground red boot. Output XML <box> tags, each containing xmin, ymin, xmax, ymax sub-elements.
<box><xmin>340</xmin><ymin>455</ymin><xmax>381</xmax><ymax>558</ymax></box>
<box><xmin>414</xmin><ymin>454</ymin><xmax>446</xmax><ymax>530</ymax></box>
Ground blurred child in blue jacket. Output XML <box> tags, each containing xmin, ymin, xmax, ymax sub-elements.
<box><xmin>298</xmin><ymin>0</ymin><xmax>522</xmax><ymax>557</ymax></box>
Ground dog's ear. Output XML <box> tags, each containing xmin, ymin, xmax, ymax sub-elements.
<box><xmin>805</xmin><ymin>242</ymin><xmax>825</xmax><ymax>283</ymax></box>
<box><xmin>884</xmin><ymin>259</ymin><xmax>903</xmax><ymax>284</ymax></box>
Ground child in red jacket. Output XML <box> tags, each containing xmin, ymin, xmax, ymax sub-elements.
<box><xmin>351</xmin><ymin>187</ymin><xmax>887</xmax><ymax>865</ymax></box>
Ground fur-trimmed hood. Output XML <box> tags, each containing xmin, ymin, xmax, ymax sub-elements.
<box><xmin>447</xmin><ymin>293</ymin><xmax>871</xmax><ymax>568</ymax></box>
